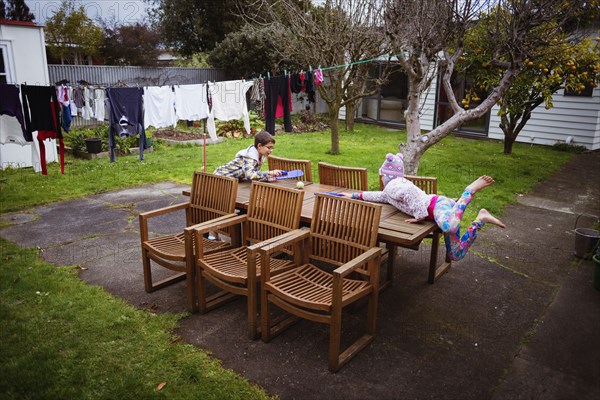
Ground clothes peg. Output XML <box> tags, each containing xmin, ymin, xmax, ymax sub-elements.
<box><xmin>267</xmin><ymin>72</ymin><xmax>270</xmax><ymax>80</ymax></box>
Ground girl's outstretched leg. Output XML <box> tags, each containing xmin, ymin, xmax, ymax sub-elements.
<box><xmin>435</xmin><ymin>176</ymin><xmax>496</xmax><ymax>234</ymax></box>
<box><xmin>444</xmin><ymin>209</ymin><xmax>506</xmax><ymax>261</ymax></box>
<box><xmin>444</xmin><ymin>220</ymin><xmax>484</xmax><ymax>261</ymax></box>
<box><xmin>477</xmin><ymin>208</ymin><xmax>506</xmax><ymax>228</ymax></box>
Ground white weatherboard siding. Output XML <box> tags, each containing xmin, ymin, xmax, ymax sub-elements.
<box><xmin>0</xmin><ymin>22</ymin><xmax>57</xmax><ymax>171</ymax></box>
<box><xmin>488</xmin><ymin>87</ymin><xmax>600</xmax><ymax>150</ymax></box>
<box><xmin>419</xmin><ymin>77</ymin><xmax>437</xmax><ymax>131</ymax></box>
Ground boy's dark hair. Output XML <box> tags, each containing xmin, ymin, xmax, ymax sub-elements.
<box><xmin>255</xmin><ymin>130</ymin><xmax>275</xmax><ymax>147</ymax></box>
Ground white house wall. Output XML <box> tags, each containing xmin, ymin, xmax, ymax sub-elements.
<box><xmin>0</xmin><ymin>22</ymin><xmax>56</xmax><ymax>171</ymax></box>
<box><xmin>419</xmin><ymin>75</ymin><xmax>437</xmax><ymax>131</ymax></box>
<box><xmin>0</xmin><ymin>23</ymin><xmax>49</xmax><ymax>84</ymax></box>
<box><xmin>488</xmin><ymin>87</ymin><xmax>600</xmax><ymax>150</ymax></box>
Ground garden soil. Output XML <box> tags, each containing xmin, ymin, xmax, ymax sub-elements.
<box><xmin>1</xmin><ymin>151</ymin><xmax>599</xmax><ymax>400</ymax></box>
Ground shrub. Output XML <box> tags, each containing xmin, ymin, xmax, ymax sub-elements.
<box><xmin>64</xmin><ymin>124</ymin><xmax>147</xmax><ymax>153</ymax></box>
<box><xmin>551</xmin><ymin>142</ymin><xmax>587</xmax><ymax>153</ymax></box>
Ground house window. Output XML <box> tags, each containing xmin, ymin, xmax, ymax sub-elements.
<box><xmin>0</xmin><ymin>47</ymin><xmax>7</xmax><ymax>84</ymax></box>
<box><xmin>435</xmin><ymin>71</ymin><xmax>490</xmax><ymax>136</ymax></box>
<box><xmin>360</xmin><ymin>63</ymin><xmax>409</xmax><ymax>124</ymax></box>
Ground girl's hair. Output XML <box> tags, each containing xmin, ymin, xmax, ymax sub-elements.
<box><xmin>255</xmin><ymin>130</ymin><xmax>275</xmax><ymax>147</ymax></box>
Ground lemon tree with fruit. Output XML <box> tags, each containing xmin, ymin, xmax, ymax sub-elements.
<box><xmin>461</xmin><ymin>10</ymin><xmax>600</xmax><ymax>154</ymax></box>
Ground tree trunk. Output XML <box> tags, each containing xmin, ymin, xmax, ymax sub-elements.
<box><xmin>345</xmin><ymin>102</ymin><xmax>356</xmax><ymax>132</ymax></box>
<box><xmin>503</xmin><ymin>138</ymin><xmax>515</xmax><ymax>154</ymax></box>
<box><xmin>329</xmin><ymin>112</ymin><xmax>340</xmax><ymax>154</ymax></box>
<box><xmin>400</xmin><ymin>79</ymin><xmax>425</xmax><ymax>175</ymax></box>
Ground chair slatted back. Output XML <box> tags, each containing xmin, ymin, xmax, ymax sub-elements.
<box><xmin>268</xmin><ymin>155</ymin><xmax>313</xmax><ymax>182</ymax></box>
<box><xmin>318</xmin><ymin>162</ymin><xmax>368</xmax><ymax>191</ymax></box>
<box><xmin>309</xmin><ymin>194</ymin><xmax>381</xmax><ymax>266</ymax></box>
<box><xmin>246</xmin><ymin>182</ymin><xmax>304</xmax><ymax>245</ymax></box>
<box><xmin>189</xmin><ymin>172</ymin><xmax>238</xmax><ymax>225</ymax></box>
<box><xmin>379</xmin><ymin>174</ymin><xmax>438</xmax><ymax>194</ymax></box>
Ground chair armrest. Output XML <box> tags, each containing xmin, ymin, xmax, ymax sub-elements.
<box><xmin>189</xmin><ymin>214</ymin><xmax>247</xmax><ymax>236</ymax></box>
<box><xmin>183</xmin><ymin>213</ymin><xmax>239</xmax><ymax>234</ymax></box>
<box><xmin>333</xmin><ymin>247</ymin><xmax>382</xmax><ymax>279</ymax></box>
<box><xmin>139</xmin><ymin>201</ymin><xmax>189</xmax><ymax>221</ymax></box>
<box><xmin>182</xmin><ymin>190</ymin><xmax>190</xmax><ymax>196</ymax></box>
<box><xmin>255</xmin><ymin>228</ymin><xmax>311</xmax><ymax>257</ymax></box>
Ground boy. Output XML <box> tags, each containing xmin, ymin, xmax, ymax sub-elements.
<box><xmin>214</xmin><ymin>130</ymin><xmax>283</xmax><ymax>181</ymax></box>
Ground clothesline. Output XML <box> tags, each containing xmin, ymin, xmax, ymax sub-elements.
<box><xmin>249</xmin><ymin>53</ymin><xmax>398</xmax><ymax>81</ymax></box>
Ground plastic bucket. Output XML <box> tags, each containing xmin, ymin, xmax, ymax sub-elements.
<box><xmin>84</xmin><ymin>138</ymin><xmax>102</xmax><ymax>154</ymax></box>
<box><xmin>574</xmin><ymin>228</ymin><xmax>599</xmax><ymax>259</ymax></box>
<box><xmin>593</xmin><ymin>254</ymin><xmax>600</xmax><ymax>291</ymax></box>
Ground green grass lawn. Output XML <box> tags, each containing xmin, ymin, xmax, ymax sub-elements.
<box><xmin>0</xmin><ymin>123</ymin><xmax>574</xmax><ymax>398</ymax></box>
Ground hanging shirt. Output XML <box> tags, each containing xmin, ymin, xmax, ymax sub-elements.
<box><xmin>305</xmin><ymin>72</ymin><xmax>316</xmax><ymax>103</ymax></box>
<box><xmin>106</xmin><ymin>87</ymin><xmax>146</xmax><ymax>163</ymax></box>
<box><xmin>0</xmin><ymin>84</ymin><xmax>27</xmax><ymax>142</ymax></box>
<box><xmin>21</xmin><ymin>85</ymin><xmax>65</xmax><ymax>174</ymax></box>
<box><xmin>143</xmin><ymin>86</ymin><xmax>177</xmax><ymax>129</ymax></box>
<box><xmin>82</xmin><ymin>86</ymin><xmax>94</xmax><ymax>120</ymax></box>
<box><xmin>206</xmin><ymin>80</ymin><xmax>253</xmax><ymax>141</ymax></box>
<box><xmin>93</xmin><ymin>88</ymin><xmax>106</xmax><ymax>121</ymax></box>
<box><xmin>73</xmin><ymin>87</ymin><xmax>85</xmax><ymax>109</ymax></box>
<box><xmin>21</xmin><ymin>84</ymin><xmax>62</xmax><ymax>142</ymax></box>
<box><xmin>174</xmin><ymin>84</ymin><xmax>209</xmax><ymax>121</ymax></box>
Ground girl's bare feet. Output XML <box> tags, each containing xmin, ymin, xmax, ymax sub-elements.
<box><xmin>477</xmin><ymin>208</ymin><xmax>506</xmax><ymax>228</ymax></box>
<box><xmin>466</xmin><ymin>175</ymin><xmax>495</xmax><ymax>193</ymax></box>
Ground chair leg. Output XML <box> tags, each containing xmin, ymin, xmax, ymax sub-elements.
<box><xmin>197</xmin><ymin>268</ymin><xmax>208</xmax><ymax>314</ymax></box>
<box><xmin>142</xmin><ymin>248</ymin><xmax>154</xmax><ymax>293</ymax></box>
<box><xmin>247</xmin><ymin>291</ymin><xmax>258</xmax><ymax>340</ymax></box>
<box><xmin>328</xmin><ymin>306</ymin><xmax>342</xmax><ymax>372</ymax></box>
<box><xmin>261</xmin><ymin>290</ymin><xmax>272</xmax><ymax>342</ymax></box>
<box><xmin>186</xmin><ymin>264</ymin><xmax>198</xmax><ymax>313</ymax></box>
<box><xmin>247</xmin><ymin>281</ymin><xmax>259</xmax><ymax>340</ymax></box>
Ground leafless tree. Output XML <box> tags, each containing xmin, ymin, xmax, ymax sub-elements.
<box><xmin>384</xmin><ymin>0</ymin><xmax>586</xmax><ymax>173</ymax></box>
<box><xmin>245</xmin><ymin>0</ymin><xmax>391</xmax><ymax>154</ymax></box>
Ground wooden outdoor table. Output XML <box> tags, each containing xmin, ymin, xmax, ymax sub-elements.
<box><xmin>233</xmin><ymin>180</ymin><xmax>452</xmax><ymax>289</ymax></box>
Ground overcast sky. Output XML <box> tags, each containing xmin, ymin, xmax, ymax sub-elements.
<box><xmin>25</xmin><ymin>1</ymin><xmax>148</xmax><ymax>25</ymax></box>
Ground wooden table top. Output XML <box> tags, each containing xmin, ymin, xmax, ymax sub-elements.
<box><xmin>236</xmin><ymin>180</ymin><xmax>437</xmax><ymax>248</ymax></box>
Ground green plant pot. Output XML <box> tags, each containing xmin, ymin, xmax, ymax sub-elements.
<box><xmin>593</xmin><ymin>254</ymin><xmax>600</xmax><ymax>291</ymax></box>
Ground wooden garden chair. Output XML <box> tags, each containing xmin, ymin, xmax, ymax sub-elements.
<box><xmin>378</xmin><ymin>174</ymin><xmax>437</xmax><ymax>193</ymax></box>
<box><xmin>259</xmin><ymin>193</ymin><xmax>382</xmax><ymax>372</ymax></box>
<box><xmin>318</xmin><ymin>161</ymin><xmax>368</xmax><ymax>190</ymax></box>
<box><xmin>268</xmin><ymin>155</ymin><xmax>313</xmax><ymax>182</ymax></box>
<box><xmin>139</xmin><ymin>171</ymin><xmax>238</xmax><ymax>312</ymax></box>
<box><xmin>191</xmin><ymin>181</ymin><xmax>304</xmax><ymax>339</ymax></box>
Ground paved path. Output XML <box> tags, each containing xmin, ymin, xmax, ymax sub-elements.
<box><xmin>1</xmin><ymin>151</ymin><xmax>599</xmax><ymax>400</ymax></box>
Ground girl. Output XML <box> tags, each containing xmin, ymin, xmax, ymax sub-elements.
<box><xmin>345</xmin><ymin>153</ymin><xmax>506</xmax><ymax>261</ymax></box>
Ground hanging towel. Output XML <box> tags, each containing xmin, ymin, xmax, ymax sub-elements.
<box><xmin>206</xmin><ymin>80</ymin><xmax>253</xmax><ymax>141</ymax></box>
<box><xmin>0</xmin><ymin>84</ymin><xmax>27</xmax><ymax>143</ymax></box>
<box><xmin>174</xmin><ymin>84</ymin><xmax>209</xmax><ymax>121</ymax></box>
<box><xmin>106</xmin><ymin>87</ymin><xmax>146</xmax><ymax>162</ymax></box>
<box><xmin>143</xmin><ymin>86</ymin><xmax>177</xmax><ymax>129</ymax></box>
